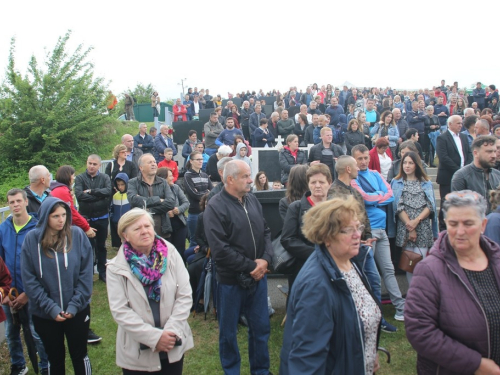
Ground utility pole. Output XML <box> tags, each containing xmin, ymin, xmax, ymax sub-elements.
<box><xmin>178</xmin><ymin>78</ymin><xmax>187</xmax><ymax>96</ymax></box>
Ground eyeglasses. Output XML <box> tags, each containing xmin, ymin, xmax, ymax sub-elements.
<box><xmin>339</xmin><ymin>225</ymin><xmax>365</xmax><ymax>236</ymax></box>
<box><xmin>445</xmin><ymin>191</ymin><xmax>481</xmax><ymax>202</ymax></box>
<box><xmin>192</xmin><ymin>159</ymin><xmax>204</xmax><ymax>161</ymax></box>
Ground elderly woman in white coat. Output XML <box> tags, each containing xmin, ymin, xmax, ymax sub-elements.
<box><xmin>106</xmin><ymin>208</ymin><xmax>193</xmax><ymax>375</ymax></box>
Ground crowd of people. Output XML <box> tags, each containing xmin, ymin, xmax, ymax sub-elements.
<box><xmin>1</xmin><ymin>81</ymin><xmax>500</xmax><ymax>374</ymax></box>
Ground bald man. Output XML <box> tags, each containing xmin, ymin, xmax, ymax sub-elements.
<box><xmin>24</xmin><ymin>165</ymin><xmax>51</xmax><ymax>213</ymax></box>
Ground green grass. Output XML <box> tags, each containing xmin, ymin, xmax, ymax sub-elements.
<box><xmin>1</xmin><ymin>274</ymin><xmax>417</xmax><ymax>375</ymax></box>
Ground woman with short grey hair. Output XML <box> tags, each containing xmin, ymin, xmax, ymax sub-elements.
<box><xmin>405</xmin><ymin>190</ymin><xmax>500</xmax><ymax>374</ymax></box>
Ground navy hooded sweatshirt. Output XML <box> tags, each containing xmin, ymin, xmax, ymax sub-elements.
<box><xmin>21</xmin><ymin>197</ymin><xmax>93</xmax><ymax>319</ymax></box>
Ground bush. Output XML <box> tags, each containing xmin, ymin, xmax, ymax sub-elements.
<box><xmin>0</xmin><ymin>31</ymin><xmax>114</xmax><ymax>177</ymax></box>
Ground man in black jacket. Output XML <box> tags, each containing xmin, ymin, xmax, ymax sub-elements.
<box><xmin>75</xmin><ymin>155</ymin><xmax>112</xmax><ymax>283</ymax></box>
<box><xmin>24</xmin><ymin>165</ymin><xmax>51</xmax><ymax>214</ymax></box>
<box><xmin>133</xmin><ymin>123</ymin><xmax>155</xmax><ymax>154</ymax></box>
<box><xmin>204</xmin><ymin>160</ymin><xmax>273</xmax><ymax>375</ymax></box>
<box><xmin>436</xmin><ymin>115</ymin><xmax>473</xmax><ymax>230</ymax></box>
<box><xmin>308</xmin><ymin>127</ymin><xmax>344</xmax><ymax>180</ymax></box>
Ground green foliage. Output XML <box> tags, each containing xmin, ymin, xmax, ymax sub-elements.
<box><xmin>0</xmin><ymin>31</ymin><xmax>113</xmax><ymax>177</ymax></box>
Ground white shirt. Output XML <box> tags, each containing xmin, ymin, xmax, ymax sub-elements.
<box><xmin>448</xmin><ymin>128</ymin><xmax>465</xmax><ymax>167</ymax></box>
<box><xmin>378</xmin><ymin>152</ymin><xmax>392</xmax><ymax>180</ymax></box>
<box><xmin>193</xmin><ymin>102</ymin><xmax>200</xmax><ymax>114</ymax></box>
<box><xmin>295</xmin><ymin>113</ymin><xmax>312</xmax><ymax>124</ymax></box>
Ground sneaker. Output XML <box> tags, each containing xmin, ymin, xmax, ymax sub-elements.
<box><xmin>10</xmin><ymin>365</ymin><xmax>28</xmax><ymax>375</ymax></box>
<box><xmin>394</xmin><ymin>312</ymin><xmax>404</xmax><ymax>322</ymax></box>
<box><xmin>87</xmin><ymin>329</ymin><xmax>102</xmax><ymax>344</ymax></box>
<box><xmin>381</xmin><ymin>320</ymin><xmax>398</xmax><ymax>333</ymax></box>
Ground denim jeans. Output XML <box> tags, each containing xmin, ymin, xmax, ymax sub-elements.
<box><xmin>361</xmin><ymin>246</ymin><xmax>382</xmax><ymax>303</ymax></box>
<box><xmin>371</xmin><ymin>228</ymin><xmax>405</xmax><ymax>314</ymax></box>
<box><xmin>205</xmin><ymin>148</ymin><xmax>217</xmax><ymax>156</ymax></box>
<box><xmin>186</xmin><ymin>213</ymin><xmax>199</xmax><ymax>247</ymax></box>
<box><xmin>217</xmin><ymin>276</ymin><xmax>271</xmax><ymax>375</ymax></box>
<box><xmin>2</xmin><ymin>303</ymin><xmax>48</xmax><ymax>370</ymax></box>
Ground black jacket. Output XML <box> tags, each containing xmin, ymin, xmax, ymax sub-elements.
<box><xmin>105</xmin><ymin>160</ymin><xmax>138</xmax><ymax>182</ymax></box>
<box><xmin>203</xmin><ymin>189</ymin><xmax>273</xmax><ymax>284</ymax></box>
<box><xmin>127</xmin><ymin>174</ymin><xmax>175</xmax><ymax>215</ymax></box>
<box><xmin>280</xmin><ymin>192</ymin><xmax>314</xmax><ymax>268</ymax></box>
<box><xmin>279</xmin><ymin>148</ymin><xmax>307</xmax><ymax>184</ymax></box>
<box><xmin>344</xmin><ymin>130</ymin><xmax>365</xmax><ymax>155</ymax></box>
<box><xmin>307</xmin><ymin>142</ymin><xmax>344</xmax><ymax>179</ymax></box>
<box><xmin>133</xmin><ymin>133</ymin><xmax>155</xmax><ymax>154</ymax></box>
<box><xmin>24</xmin><ymin>186</ymin><xmax>50</xmax><ymax>215</ymax></box>
<box><xmin>451</xmin><ymin>163</ymin><xmax>500</xmax><ymax>214</ymax></box>
<box><xmin>75</xmin><ymin>171</ymin><xmax>112</xmax><ymax>218</ymax></box>
<box><xmin>293</xmin><ymin>123</ymin><xmax>308</xmax><ymax>145</ymax></box>
<box><xmin>436</xmin><ymin>130</ymin><xmax>473</xmax><ymax>185</ymax></box>
<box><xmin>183</xmin><ymin>169</ymin><xmax>213</xmax><ymax>214</ymax></box>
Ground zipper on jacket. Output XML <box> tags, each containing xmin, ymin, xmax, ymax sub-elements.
<box><xmin>53</xmin><ymin>250</ymin><xmax>64</xmax><ymax>310</ymax></box>
<box><xmin>446</xmin><ymin>264</ymin><xmax>491</xmax><ymax>358</ymax></box>
<box><xmin>239</xmin><ymin>199</ymin><xmax>257</xmax><ymax>259</ymax></box>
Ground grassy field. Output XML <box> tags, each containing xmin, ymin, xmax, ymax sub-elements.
<box><xmin>1</xmin><ymin>269</ymin><xmax>417</xmax><ymax>374</ymax></box>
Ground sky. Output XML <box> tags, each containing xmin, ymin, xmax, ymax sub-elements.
<box><xmin>1</xmin><ymin>0</ymin><xmax>500</xmax><ymax>101</ymax></box>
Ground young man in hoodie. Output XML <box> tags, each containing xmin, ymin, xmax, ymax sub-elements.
<box><xmin>0</xmin><ymin>189</ymin><xmax>48</xmax><ymax>375</ymax></box>
<box><xmin>110</xmin><ymin>173</ymin><xmax>131</xmax><ymax>248</ymax></box>
<box><xmin>350</xmin><ymin>145</ymin><xmax>406</xmax><ymax>329</ymax></box>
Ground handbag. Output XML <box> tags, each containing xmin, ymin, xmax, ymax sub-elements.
<box><xmin>398</xmin><ymin>237</ymin><xmax>423</xmax><ymax>273</ymax></box>
<box><xmin>271</xmin><ymin>233</ymin><xmax>296</xmax><ymax>274</ymax></box>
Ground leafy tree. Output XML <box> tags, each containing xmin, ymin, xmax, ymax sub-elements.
<box><xmin>0</xmin><ymin>31</ymin><xmax>113</xmax><ymax>175</ymax></box>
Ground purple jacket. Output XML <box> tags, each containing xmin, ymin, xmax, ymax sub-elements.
<box><xmin>405</xmin><ymin>231</ymin><xmax>500</xmax><ymax>374</ymax></box>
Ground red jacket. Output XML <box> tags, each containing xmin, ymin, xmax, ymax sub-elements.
<box><xmin>368</xmin><ymin>146</ymin><xmax>393</xmax><ymax>174</ymax></box>
<box><xmin>158</xmin><ymin>159</ymin><xmax>179</xmax><ymax>182</ymax></box>
<box><xmin>0</xmin><ymin>257</ymin><xmax>12</xmax><ymax>322</ymax></box>
<box><xmin>50</xmin><ymin>184</ymin><xmax>91</xmax><ymax>232</ymax></box>
<box><xmin>173</xmin><ymin>105</ymin><xmax>188</xmax><ymax>122</ymax></box>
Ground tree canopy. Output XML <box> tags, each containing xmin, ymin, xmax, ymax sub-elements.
<box><xmin>0</xmin><ymin>31</ymin><xmax>112</xmax><ymax>176</ymax></box>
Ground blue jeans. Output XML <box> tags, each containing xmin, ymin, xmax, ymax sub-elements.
<box><xmin>217</xmin><ymin>276</ymin><xmax>270</xmax><ymax>375</ymax></box>
<box><xmin>371</xmin><ymin>228</ymin><xmax>405</xmax><ymax>314</ymax></box>
<box><xmin>2</xmin><ymin>304</ymin><xmax>48</xmax><ymax>369</ymax></box>
<box><xmin>186</xmin><ymin>213</ymin><xmax>199</xmax><ymax>247</ymax></box>
<box><xmin>205</xmin><ymin>148</ymin><xmax>217</xmax><ymax>156</ymax></box>
<box><xmin>362</xmin><ymin>246</ymin><xmax>382</xmax><ymax>303</ymax></box>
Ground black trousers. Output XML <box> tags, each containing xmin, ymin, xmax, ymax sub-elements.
<box><xmin>33</xmin><ymin>305</ymin><xmax>91</xmax><ymax>375</ymax></box>
<box><xmin>110</xmin><ymin>220</ymin><xmax>122</xmax><ymax>248</ymax></box>
<box><xmin>122</xmin><ymin>356</ymin><xmax>183</xmax><ymax>375</ymax></box>
<box><xmin>439</xmin><ymin>184</ymin><xmax>451</xmax><ymax>231</ymax></box>
<box><xmin>170</xmin><ymin>216</ymin><xmax>187</xmax><ymax>260</ymax></box>
<box><xmin>89</xmin><ymin>218</ymin><xmax>108</xmax><ymax>277</ymax></box>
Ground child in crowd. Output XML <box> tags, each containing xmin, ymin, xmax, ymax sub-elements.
<box><xmin>234</xmin><ymin>143</ymin><xmax>252</xmax><ymax>172</ymax></box>
<box><xmin>158</xmin><ymin>148</ymin><xmax>179</xmax><ymax>182</ymax></box>
<box><xmin>109</xmin><ymin>173</ymin><xmax>131</xmax><ymax>248</ymax></box>
<box><xmin>273</xmin><ymin>181</ymin><xmax>283</xmax><ymax>190</ymax></box>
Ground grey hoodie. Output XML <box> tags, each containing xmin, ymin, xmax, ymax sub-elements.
<box><xmin>234</xmin><ymin>142</ymin><xmax>252</xmax><ymax>172</ymax></box>
<box><xmin>21</xmin><ymin>196</ymin><xmax>93</xmax><ymax>319</ymax></box>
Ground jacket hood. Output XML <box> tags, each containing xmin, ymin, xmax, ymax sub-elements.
<box><xmin>36</xmin><ymin>196</ymin><xmax>72</xmax><ymax>234</ymax></box>
<box><xmin>234</xmin><ymin>142</ymin><xmax>248</xmax><ymax>160</ymax></box>
<box><xmin>114</xmin><ymin>172</ymin><xmax>129</xmax><ymax>192</ymax></box>
<box><xmin>50</xmin><ymin>181</ymin><xmax>68</xmax><ymax>190</ymax></box>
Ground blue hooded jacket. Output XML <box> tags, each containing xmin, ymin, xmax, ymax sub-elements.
<box><xmin>0</xmin><ymin>214</ymin><xmax>38</xmax><ymax>292</ymax></box>
<box><xmin>280</xmin><ymin>244</ymin><xmax>380</xmax><ymax>374</ymax></box>
<box><xmin>20</xmin><ymin>197</ymin><xmax>93</xmax><ymax>319</ymax></box>
<box><xmin>111</xmin><ymin>172</ymin><xmax>131</xmax><ymax>223</ymax></box>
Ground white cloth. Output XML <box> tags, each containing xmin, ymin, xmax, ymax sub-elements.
<box><xmin>379</xmin><ymin>152</ymin><xmax>392</xmax><ymax>180</ymax></box>
<box><xmin>448</xmin><ymin>128</ymin><xmax>465</xmax><ymax>167</ymax></box>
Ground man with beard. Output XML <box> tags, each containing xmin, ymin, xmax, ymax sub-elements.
<box><xmin>451</xmin><ymin>135</ymin><xmax>500</xmax><ymax>214</ymax></box>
